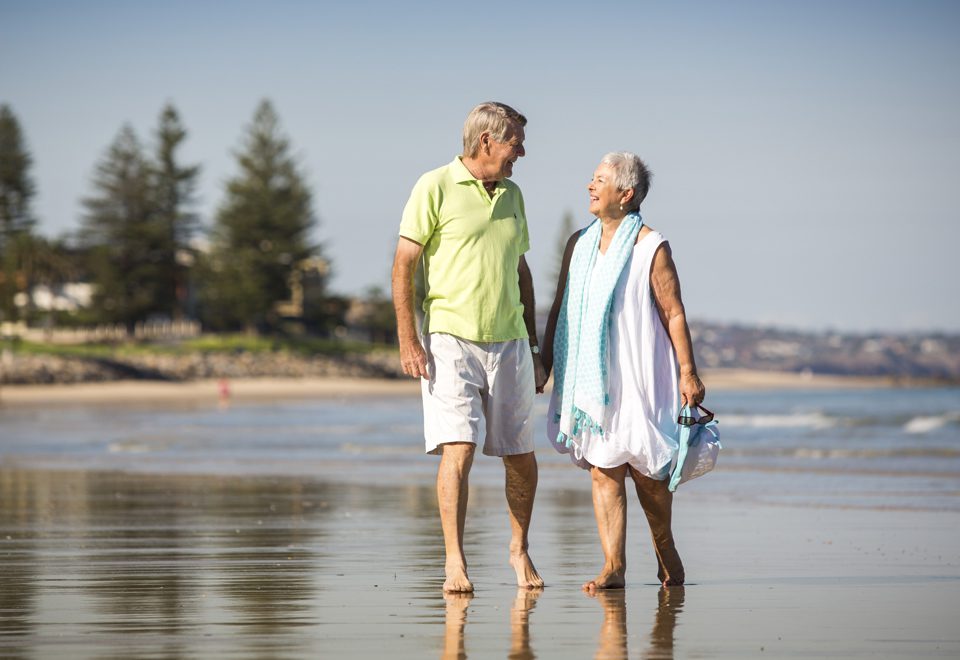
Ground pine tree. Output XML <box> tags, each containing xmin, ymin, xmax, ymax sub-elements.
<box><xmin>152</xmin><ymin>104</ymin><xmax>200</xmax><ymax>320</ymax></box>
<box><xmin>0</xmin><ymin>104</ymin><xmax>37</xmax><ymax>322</ymax></box>
<box><xmin>81</xmin><ymin>125</ymin><xmax>164</xmax><ymax>328</ymax></box>
<box><xmin>203</xmin><ymin>100</ymin><xmax>319</xmax><ymax>333</ymax></box>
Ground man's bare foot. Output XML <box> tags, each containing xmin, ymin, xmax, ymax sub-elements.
<box><xmin>582</xmin><ymin>568</ymin><xmax>625</xmax><ymax>593</ymax></box>
<box><xmin>510</xmin><ymin>551</ymin><xmax>544</xmax><ymax>589</ymax></box>
<box><xmin>443</xmin><ymin>562</ymin><xmax>474</xmax><ymax>593</ymax></box>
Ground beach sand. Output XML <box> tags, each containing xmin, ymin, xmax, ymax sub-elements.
<box><xmin>2</xmin><ymin>467</ymin><xmax>958</xmax><ymax>659</ymax></box>
<box><xmin>0</xmin><ymin>368</ymin><xmax>910</xmax><ymax>408</ymax></box>
<box><xmin>0</xmin><ymin>375</ymin><xmax>421</xmax><ymax>407</ymax></box>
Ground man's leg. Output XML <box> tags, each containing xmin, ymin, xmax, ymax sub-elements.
<box><xmin>628</xmin><ymin>465</ymin><xmax>684</xmax><ymax>586</ymax></box>
<box><xmin>503</xmin><ymin>451</ymin><xmax>544</xmax><ymax>588</ymax></box>
<box><xmin>584</xmin><ymin>464</ymin><xmax>629</xmax><ymax>592</ymax></box>
<box><xmin>438</xmin><ymin>442</ymin><xmax>476</xmax><ymax>592</ymax></box>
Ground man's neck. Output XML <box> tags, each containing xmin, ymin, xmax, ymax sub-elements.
<box><xmin>462</xmin><ymin>156</ymin><xmax>499</xmax><ymax>196</ymax></box>
<box><xmin>462</xmin><ymin>156</ymin><xmax>496</xmax><ymax>184</ymax></box>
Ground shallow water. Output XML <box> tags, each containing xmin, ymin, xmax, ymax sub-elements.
<box><xmin>2</xmin><ymin>386</ymin><xmax>958</xmax><ymax>509</ymax></box>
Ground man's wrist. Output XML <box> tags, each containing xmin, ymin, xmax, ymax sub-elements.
<box><xmin>398</xmin><ymin>332</ymin><xmax>420</xmax><ymax>345</ymax></box>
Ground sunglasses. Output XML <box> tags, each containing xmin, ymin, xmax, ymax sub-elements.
<box><xmin>678</xmin><ymin>404</ymin><xmax>714</xmax><ymax>427</ymax></box>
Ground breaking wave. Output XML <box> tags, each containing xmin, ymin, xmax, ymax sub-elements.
<box><xmin>720</xmin><ymin>412</ymin><xmax>837</xmax><ymax>429</ymax></box>
<box><xmin>903</xmin><ymin>413</ymin><xmax>960</xmax><ymax>434</ymax></box>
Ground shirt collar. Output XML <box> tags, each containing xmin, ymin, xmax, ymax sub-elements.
<box><xmin>451</xmin><ymin>156</ymin><xmax>477</xmax><ymax>184</ymax></box>
<box><xmin>451</xmin><ymin>156</ymin><xmax>504</xmax><ymax>190</ymax></box>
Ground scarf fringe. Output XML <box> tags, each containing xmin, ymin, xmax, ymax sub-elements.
<box><xmin>554</xmin><ymin>406</ymin><xmax>605</xmax><ymax>448</ymax></box>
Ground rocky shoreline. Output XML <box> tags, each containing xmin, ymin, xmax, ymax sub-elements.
<box><xmin>4</xmin><ymin>349</ymin><xmax>953</xmax><ymax>390</ymax></box>
<box><xmin>0</xmin><ymin>350</ymin><xmax>404</xmax><ymax>385</ymax></box>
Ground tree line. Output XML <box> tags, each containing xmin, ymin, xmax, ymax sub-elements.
<box><xmin>0</xmin><ymin>100</ymin><xmax>365</xmax><ymax>337</ymax></box>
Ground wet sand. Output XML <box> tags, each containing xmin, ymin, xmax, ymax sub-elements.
<box><xmin>2</xmin><ymin>467</ymin><xmax>958</xmax><ymax>659</ymax></box>
<box><xmin>0</xmin><ymin>368</ymin><xmax>912</xmax><ymax>408</ymax></box>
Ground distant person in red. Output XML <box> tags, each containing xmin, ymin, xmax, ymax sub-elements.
<box><xmin>217</xmin><ymin>378</ymin><xmax>231</xmax><ymax>409</ymax></box>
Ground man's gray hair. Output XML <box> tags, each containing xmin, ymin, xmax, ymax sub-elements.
<box><xmin>600</xmin><ymin>151</ymin><xmax>652</xmax><ymax>210</ymax></box>
<box><xmin>462</xmin><ymin>102</ymin><xmax>527</xmax><ymax>158</ymax></box>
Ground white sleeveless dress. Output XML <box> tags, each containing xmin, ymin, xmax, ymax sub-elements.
<box><xmin>547</xmin><ymin>230</ymin><xmax>680</xmax><ymax>478</ymax></box>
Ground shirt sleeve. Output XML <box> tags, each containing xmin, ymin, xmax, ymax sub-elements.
<box><xmin>399</xmin><ymin>174</ymin><xmax>439</xmax><ymax>246</ymax></box>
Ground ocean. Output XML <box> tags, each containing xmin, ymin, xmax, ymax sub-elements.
<box><xmin>2</xmin><ymin>386</ymin><xmax>958</xmax><ymax>510</ymax></box>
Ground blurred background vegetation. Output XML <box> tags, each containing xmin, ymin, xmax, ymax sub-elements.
<box><xmin>0</xmin><ymin>100</ymin><xmax>398</xmax><ymax>362</ymax></box>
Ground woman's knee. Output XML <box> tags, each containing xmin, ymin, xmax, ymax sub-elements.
<box><xmin>591</xmin><ymin>464</ymin><xmax>627</xmax><ymax>486</ymax></box>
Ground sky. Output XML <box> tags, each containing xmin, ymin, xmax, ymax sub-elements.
<box><xmin>2</xmin><ymin>0</ymin><xmax>959</xmax><ymax>333</ymax></box>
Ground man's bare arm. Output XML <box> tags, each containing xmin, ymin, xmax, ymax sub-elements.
<box><xmin>391</xmin><ymin>236</ymin><xmax>429</xmax><ymax>379</ymax></box>
<box><xmin>518</xmin><ymin>255</ymin><xmax>548</xmax><ymax>392</ymax></box>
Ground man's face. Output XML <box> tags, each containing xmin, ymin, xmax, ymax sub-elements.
<box><xmin>485</xmin><ymin>123</ymin><xmax>526</xmax><ymax>180</ymax></box>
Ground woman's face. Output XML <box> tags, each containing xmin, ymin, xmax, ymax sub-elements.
<box><xmin>587</xmin><ymin>163</ymin><xmax>623</xmax><ymax>219</ymax></box>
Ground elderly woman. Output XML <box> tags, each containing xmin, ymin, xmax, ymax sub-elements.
<box><xmin>542</xmin><ymin>152</ymin><xmax>704</xmax><ymax>592</ymax></box>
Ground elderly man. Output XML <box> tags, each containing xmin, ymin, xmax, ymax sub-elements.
<box><xmin>392</xmin><ymin>101</ymin><xmax>547</xmax><ymax>593</ymax></box>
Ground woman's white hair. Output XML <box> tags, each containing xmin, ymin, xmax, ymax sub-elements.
<box><xmin>462</xmin><ymin>102</ymin><xmax>527</xmax><ymax>158</ymax></box>
<box><xmin>600</xmin><ymin>151</ymin><xmax>652</xmax><ymax>210</ymax></box>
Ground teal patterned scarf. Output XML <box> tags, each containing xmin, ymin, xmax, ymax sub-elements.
<box><xmin>553</xmin><ymin>212</ymin><xmax>643</xmax><ymax>447</ymax></box>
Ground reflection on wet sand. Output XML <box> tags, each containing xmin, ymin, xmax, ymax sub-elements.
<box><xmin>442</xmin><ymin>587</ymin><xmax>542</xmax><ymax>660</ymax></box>
<box><xmin>592</xmin><ymin>591</ymin><xmax>628</xmax><ymax>659</ymax></box>
<box><xmin>647</xmin><ymin>586</ymin><xmax>685</xmax><ymax>658</ymax></box>
<box><xmin>442</xmin><ymin>593</ymin><xmax>472</xmax><ymax>660</ymax></box>
<box><xmin>1</xmin><ymin>468</ymin><xmax>562</xmax><ymax>659</ymax></box>
<box><xmin>438</xmin><ymin>584</ymin><xmax>683</xmax><ymax>660</ymax></box>
<box><xmin>589</xmin><ymin>587</ymin><xmax>685</xmax><ymax>660</ymax></box>
<box><xmin>0</xmin><ymin>469</ymin><xmax>332</xmax><ymax>658</ymax></box>
<box><xmin>509</xmin><ymin>587</ymin><xmax>541</xmax><ymax>660</ymax></box>
<box><xmin>5</xmin><ymin>462</ymin><xmax>952</xmax><ymax>658</ymax></box>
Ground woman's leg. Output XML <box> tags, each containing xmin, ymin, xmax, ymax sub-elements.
<box><xmin>583</xmin><ymin>464</ymin><xmax>629</xmax><ymax>592</ymax></box>
<box><xmin>628</xmin><ymin>465</ymin><xmax>684</xmax><ymax>586</ymax></box>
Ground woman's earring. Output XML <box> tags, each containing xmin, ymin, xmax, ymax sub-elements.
<box><xmin>619</xmin><ymin>204</ymin><xmax>624</xmax><ymax>211</ymax></box>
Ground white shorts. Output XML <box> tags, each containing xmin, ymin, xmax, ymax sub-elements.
<box><xmin>421</xmin><ymin>332</ymin><xmax>535</xmax><ymax>457</ymax></box>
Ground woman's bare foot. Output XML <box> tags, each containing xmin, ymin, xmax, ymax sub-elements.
<box><xmin>582</xmin><ymin>568</ymin><xmax>625</xmax><ymax>593</ymax></box>
<box><xmin>444</xmin><ymin>561</ymin><xmax>474</xmax><ymax>593</ymax></box>
<box><xmin>510</xmin><ymin>551</ymin><xmax>544</xmax><ymax>589</ymax></box>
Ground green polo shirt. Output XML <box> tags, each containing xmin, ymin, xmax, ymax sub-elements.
<box><xmin>399</xmin><ymin>157</ymin><xmax>530</xmax><ymax>342</ymax></box>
